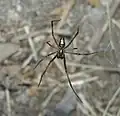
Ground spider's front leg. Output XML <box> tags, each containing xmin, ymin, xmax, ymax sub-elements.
<box><xmin>51</xmin><ymin>19</ymin><xmax>61</xmax><ymax>47</ymax></box>
<box><xmin>46</xmin><ymin>41</ymin><xmax>57</xmax><ymax>49</ymax></box>
<box><xmin>64</xmin><ymin>27</ymin><xmax>79</xmax><ymax>49</ymax></box>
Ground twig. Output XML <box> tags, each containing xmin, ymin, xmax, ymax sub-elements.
<box><xmin>78</xmin><ymin>93</ymin><xmax>97</xmax><ymax>116</ymax></box>
<box><xmin>117</xmin><ymin>107</ymin><xmax>120</xmax><ymax>116</ymax></box>
<box><xmin>46</xmin><ymin>75</ymin><xmax>98</xmax><ymax>89</ymax></box>
<box><xmin>41</xmin><ymin>86</ymin><xmax>60</xmax><ymax>109</ymax></box>
<box><xmin>67</xmin><ymin>62</ymin><xmax>120</xmax><ymax>72</ymax></box>
<box><xmin>96</xmin><ymin>104</ymin><xmax>112</xmax><ymax>116</ymax></box>
<box><xmin>71</xmin><ymin>76</ymin><xmax>98</xmax><ymax>87</ymax></box>
<box><xmin>24</xmin><ymin>25</ymin><xmax>38</xmax><ymax>61</ymax></box>
<box><xmin>103</xmin><ymin>87</ymin><xmax>120</xmax><ymax>116</ymax></box>
<box><xmin>77</xmin><ymin>103</ymin><xmax>89</xmax><ymax>116</ymax></box>
<box><xmin>16</xmin><ymin>28</ymin><xmax>72</xmax><ymax>41</ymax></box>
<box><xmin>61</xmin><ymin>69</ymin><xmax>94</xmax><ymax>81</ymax></box>
<box><xmin>21</xmin><ymin>46</ymin><xmax>41</xmax><ymax>68</ymax></box>
<box><xmin>105</xmin><ymin>2</ymin><xmax>118</xmax><ymax>66</ymax></box>
<box><xmin>57</xmin><ymin>0</ymin><xmax>75</xmax><ymax>29</ymax></box>
<box><xmin>112</xmin><ymin>19</ymin><xmax>120</xmax><ymax>29</ymax></box>
<box><xmin>5</xmin><ymin>89</ymin><xmax>11</xmax><ymax>116</ymax></box>
<box><xmin>88</xmin><ymin>0</ymin><xmax>120</xmax><ymax>50</ymax></box>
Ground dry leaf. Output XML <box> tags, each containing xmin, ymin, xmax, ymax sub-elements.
<box><xmin>28</xmin><ymin>86</ymin><xmax>39</xmax><ymax>96</ymax></box>
<box><xmin>88</xmin><ymin>0</ymin><xmax>101</xmax><ymax>7</ymax></box>
<box><xmin>21</xmin><ymin>66</ymin><xmax>36</xmax><ymax>79</ymax></box>
<box><xmin>50</xmin><ymin>7</ymin><xmax>64</xmax><ymax>16</ymax></box>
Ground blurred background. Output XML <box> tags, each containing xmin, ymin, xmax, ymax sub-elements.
<box><xmin>0</xmin><ymin>0</ymin><xmax>120</xmax><ymax>116</ymax></box>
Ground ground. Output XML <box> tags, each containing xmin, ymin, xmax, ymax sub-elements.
<box><xmin>0</xmin><ymin>0</ymin><xmax>120</xmax><ymax>116</ymax></box>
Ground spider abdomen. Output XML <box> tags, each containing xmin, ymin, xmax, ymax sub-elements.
<box><xmin>57</xmin><ymin>50</ymin><xmax>64</xmax><ymax>59</ymax></box>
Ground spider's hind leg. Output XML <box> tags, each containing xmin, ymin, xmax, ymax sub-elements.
<box><xmin>38</xmin><ymin>54</ymin><xmax>57</xmax><ymax>86</ymax></box>
<box><xmin>34</xmin><ymin>51</ymin><xmax>57</xmax><ymax>70</ymax></box>
<box><xmin>63</xmin><ymin>54</ymin><xmax>82</xmax><ymax>102</ymax></box>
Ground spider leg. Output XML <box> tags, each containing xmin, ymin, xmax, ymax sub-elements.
<box><xmin>34</xmin><ymin>51</ymin><xmax>57</xmax><ymax>70</ymax></box>
<box><xmin>65</xmin><ymin>48</ymin><xmax>78</xmax><ymax>51</ymax></box>
<box><xmin>38</xmin><ymin>54</ymin><xmax>57</xmax><ymax>87</ymax></box>
<box><xmin>46</xmin><ymin>41</ymin><xmax>57</xmax><ymax>49</ymax></box>
<box><xmin>64</xmin><ymin>27</ymin><xmax>79</xmax><ymax>49</ymax></box>
<box><xmin>63</xmin><ymin>54</ymin><xmax>82</xmax><ymax>102</ymax></box>
<box><xmin>73</xmin><ymin>48</ymin><xmax>78</xmax><ymax>50</ymax></box>
<box><xmin>65</xmin><ymin>51</ymin><xmax>99</xmax><ymax>55</ymax></box>
<box><xmin>51</xmin><ymin>20</ymin><xmax>60</xmax><ymax>47</ymax></box>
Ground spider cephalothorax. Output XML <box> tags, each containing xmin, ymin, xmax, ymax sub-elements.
<box><xmin>57</xmin><ymin>38</ymin><xmax>65</xmax><ymax>59</ymax></box>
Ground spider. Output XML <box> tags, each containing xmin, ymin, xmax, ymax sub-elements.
<box><xmin>34</xmin><ymin>20</ymin><xmax>98</xmax><ymax>102</ymax></box>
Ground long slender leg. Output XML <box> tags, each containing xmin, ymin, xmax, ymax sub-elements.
<box><xmin>65</xmin><ymin>48</ymin><xmax>78</xmax><ymax>51</ymax></box>
<box><xmin>38</xmin><ymin>54</ymin><xmax>57</xmax><ymax>87</ymax></box>
<box><xmin>46</xmin><ymin>41</ymin><xmax>57</xmax><ymax>49</ymax></box>
<box><xmin>63</xmin><ymin>54</ymin><xmax>82</xmax><ymax>102</ymax></box>
<box><xmin>65</xmin><ymin>51</ymin><xmax>99</xmax><ymax>55</ymax></box>
<box><xmin>51</xmin><ymin>20</ymin><xmax>60</xmax><ymax>47</ymax></box>
<box><xmin>64</xmin><ymin>27</ymin><xmax>79</xmax><ymax>49</ymax></box>
<box><xmin>34</xmin><ymin>51</ymin><xmax>57</xmax><ymax>70</ymax></box>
